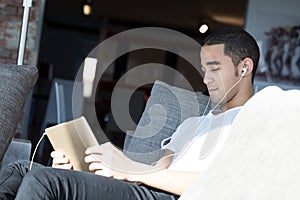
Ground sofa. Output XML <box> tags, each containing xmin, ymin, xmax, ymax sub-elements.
<box><xmin>0</xmin><ymin>64</ymin><xmax>38</xmax><ymax>164</ymax></box>
<box><xmin>1</xmin><ymin>64</ymin><xmax>299</xmax><ymax>199</ymax></box>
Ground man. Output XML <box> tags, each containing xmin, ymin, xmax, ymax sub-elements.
<box><xmin>0</xmin><ymin>28</ymin><xmax>259</xmax><ymax>199</ymax></box>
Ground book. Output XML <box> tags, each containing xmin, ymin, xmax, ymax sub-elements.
<box><xmin>45</xmin><ymin>116</ymin><xmax>99</xmax><ymax>172</ymax></box>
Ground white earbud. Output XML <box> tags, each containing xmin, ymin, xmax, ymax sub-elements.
<box><xmin>241</xmin><ymin>66</ymin><xmax>248</xmax><ymax>77</ymax></box>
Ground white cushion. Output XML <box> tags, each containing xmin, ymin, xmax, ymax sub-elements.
<box><xmin>180</xmin><ymin>86</ymin><xmax>300</xmax><ymax>200</ymax></box>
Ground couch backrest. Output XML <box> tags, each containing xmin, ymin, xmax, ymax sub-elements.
<box><xmin>123</xmin><ymin>80</ymin><xmax>210</xmax><ymax>164</ymax></box>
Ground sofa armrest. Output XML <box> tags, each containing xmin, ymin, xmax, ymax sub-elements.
<box><xmin>0</xmin><ymin>64</ymin><xmax>38</xmax><ymax>163</ymax></box>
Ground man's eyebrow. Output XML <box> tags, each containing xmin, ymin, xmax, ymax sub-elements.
<box><xmin>206</xmin><ymin>61</ymin><xmax>221</xmax><ymax>65</ymax></box>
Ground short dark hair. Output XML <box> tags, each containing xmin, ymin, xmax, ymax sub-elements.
<box><xmin>203</xmin><ymin>28</ymin><xmax>260</xmax><ymax>82</ymax></box>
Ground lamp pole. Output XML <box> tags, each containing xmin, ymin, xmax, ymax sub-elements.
<box><xmin>17</xmin><ymin>0</ymin><xmax>32</xmax><ymax>65</ymax></box>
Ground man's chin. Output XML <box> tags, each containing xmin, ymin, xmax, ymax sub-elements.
<box><xmin>211</xmin><ymin>97</ymin><xmax>224</xmax><ymax>106</ymax></box>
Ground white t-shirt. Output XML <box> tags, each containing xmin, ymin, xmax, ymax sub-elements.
<box><xmin>162</xmin><ymin>106</ymin><xmax>242</xmax><ymax>172</ymax></box>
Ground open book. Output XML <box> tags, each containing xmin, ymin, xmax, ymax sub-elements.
<box><xmin>45</xmin><ymin>116</ymin><xmax>99</xmax><ymax>172</ymax></box>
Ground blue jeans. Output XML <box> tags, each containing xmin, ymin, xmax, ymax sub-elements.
<box><xmin>0</xmin><ymin>160</ymin><xmax>179</xmax><ymax>200</ymax></box>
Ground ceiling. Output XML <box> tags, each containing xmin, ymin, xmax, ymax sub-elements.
<box><xmin>44</xmin><ymin>0</ymin><xmax>249</xmax><ymax>33</ymax></box>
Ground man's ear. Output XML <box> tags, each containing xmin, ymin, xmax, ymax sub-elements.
<box><xmin>241</xmin><ymin>58</ymin><xmax>254</xmax><ymax>76</ymax></box>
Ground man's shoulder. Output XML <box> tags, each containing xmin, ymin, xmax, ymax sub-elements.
<box><xmin>182</xmin><ymin>115</ymin><xmax>208</xmax><ymax>125</ymax></box>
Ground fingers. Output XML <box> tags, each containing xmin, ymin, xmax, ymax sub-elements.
<box><xmin>85</xmin><ymin>142</ymin><xmax>113</xmax><ymax>155</ymax></box>
<box><xmin>88</xmin><ymin>161</ymin><xmax>113</xmax><ymax>178</ymax></box>
<box><xmin>51</xmin><ymin>150</ymin><xmax>73</xmax><ymax>170</ymax></box>
<box><xmin>50</xmin><ymin>151</ymin><xmax>65</xmax><ymax>159</ymax></box>
<box><xmin>85</xmin><ymin>152</ymin><xmax>114</xmax><ymax>177</ymax></box>
<box><xmin>89</xmin><ymin>162</ymin><xmax>107</xmax><ymax>171</ymax></box>
<box><xmin>91</xmin><ymin>163</ymin><xmax>126</xmax><ymax>180</ymax></box>
<box><xmin>52</xmin><ymin>156</ymin><xmax>69</xmax><ymax>165</ymax></box>
<box><xmin>84</xmin><ymin>144</ymin><xmax>132</xmax><ymax>180</ymax></box>
<box><xmin>52</xmin><ymin>163</ymin><xmax>73</xmax><ymax>170</ymax></box>
<box><xmin>85</xmin><ymin>145</ymin><xmax>101</xmax><ymax>155</ymax></box>
<box><xmin>85</xmin><ymin>154</ymin><xmax>102</xmax><ymax>163</ymax></box>
<box><xmin>94</xmin><ymin>169</ymin><xmax>113</xmax><ymax>177</ymax></box>
<box><xmin>85</xmin><ymin>142</ymin><xmax>130</xmax><ymax>174</ymax></box>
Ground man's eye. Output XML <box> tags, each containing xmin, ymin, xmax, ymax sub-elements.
<box><xmin>211</xmin><ymin>68</ymin><xmax>220</xmax><ymax>71</ymax></box>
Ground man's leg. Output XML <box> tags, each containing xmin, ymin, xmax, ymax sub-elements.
<box><xmin>15</xmin><ymin>167</ymin><xmax>179</xmax><ymax>200</ymax></box>
<box><xmin>0</xmin><ymin>160</ymin><xmax>44</xmax><ymax>200</ymax></box>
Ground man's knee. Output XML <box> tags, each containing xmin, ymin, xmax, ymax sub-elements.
<box><xmin>21</xmin><ymin>167</ymin><xmax>54</xmax><ymax>187</ymax></box>
<box><xmin>7</xmin><ymin>160</ymin><xmax>30</xmax><ymax>168</ymax></box>
<box><xmin>5</xmin><ymin>160</ymin><xmax>44</xmax><ymax>173</ymax></box>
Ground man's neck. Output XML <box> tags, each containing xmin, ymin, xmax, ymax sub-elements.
<box><xmin>221</xmin><ymin>84</ymin><xmax>254</xmax><ymax>112</ymax></box>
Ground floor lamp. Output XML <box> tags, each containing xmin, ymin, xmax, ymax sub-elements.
<box><xmin>18</xmin><ymin>0</ymin><xmax>32</xmax><ymax>65</ymax></box>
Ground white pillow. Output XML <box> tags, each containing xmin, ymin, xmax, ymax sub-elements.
<box><xmin>180</xmin><ymin>86</ymin><xmax>300</xmax><ymax>200</ymax></box>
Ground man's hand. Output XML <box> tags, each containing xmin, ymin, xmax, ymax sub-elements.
<box><xmin>84</xmin><ymin>142</ymin><xmax>135</xmax><ymax>180</ymax></box>
<box><xmin>51</xmin><ymin>151</ymin><xmax>73</xmax><ymax>170</ymax></box>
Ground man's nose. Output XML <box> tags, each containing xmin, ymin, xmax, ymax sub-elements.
<box><xmin>203</xmin><ymin>72</ymin><xmax>213</xmax><ymax>85</ymax></box>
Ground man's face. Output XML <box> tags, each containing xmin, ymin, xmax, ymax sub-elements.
<box><xmin>200</xmin><ymin>44</ymin><xmax>240</xmax><ymax>105</ymax></box>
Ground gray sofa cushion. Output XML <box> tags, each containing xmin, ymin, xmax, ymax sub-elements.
<box><xmin>123</xmin><ymin>80</ymin><xmax>210</xmax><ymax>164</ymax></box>
<box><xmin>0</xmin><ymin>64</ymin><xmax>38</xmax><ymax>162</ymax></box>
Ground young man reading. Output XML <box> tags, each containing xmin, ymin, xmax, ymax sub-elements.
<box><xmin>0</xmin><ymin>28</ymin><xmax>259</xmax><ymax>200</ymax></box>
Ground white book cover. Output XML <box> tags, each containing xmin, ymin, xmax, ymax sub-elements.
<box><xmin>45</xmin><ymin>116</ymin><xmax>99</xmax><ymax>172</ymax></box>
